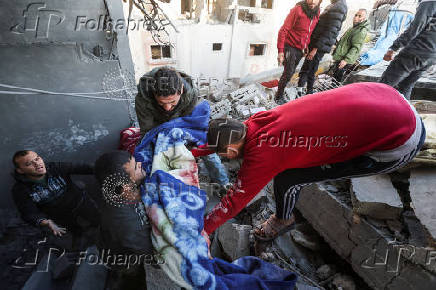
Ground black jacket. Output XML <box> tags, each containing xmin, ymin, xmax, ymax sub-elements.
<box><xmin>11</xmin><ymin>162</ymin><xmax>93</xmax><ymax>227</ymax></box>
<box><xmin>310</xmin><ymin>0</ymin><xmax>348</xmax><ymax>53</ymax></box>
<box><xmin>99</xmin><ymin>202</ymin><xmax>153</xmax><ymax>256</ymax></box>
<box><xmin>390</xmin><ymin>0</ymin><xmax>436</xmax><ymax>57</ymax></box>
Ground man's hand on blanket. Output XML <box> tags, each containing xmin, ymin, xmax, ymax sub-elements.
<box><xmin>201</xmin><ymin>229</ymin><xmax>213</xmax><ymax>259</ymax></box>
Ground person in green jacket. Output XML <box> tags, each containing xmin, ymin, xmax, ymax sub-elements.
<box><xmin>332</xmin><ymin>9</ymin><xmax>369</xmax><ymax>82</ymax></box>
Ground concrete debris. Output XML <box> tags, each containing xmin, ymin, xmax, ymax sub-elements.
<box><xmin>290</xmin><ymin>229</ymin><xmax>321</xmax><ymax>251</ymax></box>
<box><xmin>217</xmin><ymin>222</ymin><xmax>252</xmax><ymax>261</ymax></box>
<box><xmin>297</xmin><ymin>183</ymin><xmax>436</xmax><ymax>289</ymax></box>
<box><xmin>350</xmin><ymin>175</ymin><xmax>403</xmax><ymax>220</ymax></box>
<box><xmin>331</xmin><ymin>274</ymin><xmax>356</xmax><ymax>290</ymax></box>
<box><xmin>273</xmin><ymin>232</ymin><xmax>320</xmax><ymax>277</ymax></box>
<box><xmin>409</xmin><ymin>169</ymin><xmax>436</xmax><ymax>240</ymax></box>
<box><xmin>316</xmin><ymin>264</ymin><xmax>336</xmax><ymax>281</ymax></box>
<box><xmin>402</xmin><ymin>210</ymin><xmax>430</xmax><ymax>247</ymax></box>
<box><xmin>210</xmin><ymin>99</ymin><xmax>232</xmax><ymax>119</ymax></box>
<box><xmin>386</xmin><ymin>219</ymin><xmax>404</xmax><ymax>235</ymax></box>
<box><xmin>145</xmin><ymin>265</ymin><xmax>180</xmax><ymax>290</ymax></box>
<box><xmin>295</xmin><ymin>282</ymin><xmax>321</xmax><ymax>290</ymax></box>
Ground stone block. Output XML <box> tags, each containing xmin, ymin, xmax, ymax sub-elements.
<box><xmin>350</xmin><ymin>175</ymin><xmax>403</xmax><ymax>220</ymax></box>
<box><xmin>409</xmin><ymin>169</ymin><xmax>436</xmax><ymax>240</ymax></box>
<box><xmin>217</xmin><ymin>222</ymin><xmax>252</xmax><ymax>261</ymax></box>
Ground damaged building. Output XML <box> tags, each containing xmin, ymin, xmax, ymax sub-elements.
<box><xmin>0</xmin><ymin>0</ymin><xmax>435</xmax><ymax>289</ymax></box>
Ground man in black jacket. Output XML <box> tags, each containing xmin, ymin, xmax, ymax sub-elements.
<box><xmin>298</xmin><ymin>0</ymin><xmax>348</xmax><ymax>95</ymax></box>
<box><xmin>94</xmin><ymin>150</ymin><xmax>152</xmax><ymax>290</ymax></box>
<box><xmin>380</xmin><ymin>0</ymin><xmax>436</xmax><ymax>99</ymax></box>
<box><xmin>11</xmin><ymin>150</ymin><xmax>99</xmax><ymax>237</ymax></box>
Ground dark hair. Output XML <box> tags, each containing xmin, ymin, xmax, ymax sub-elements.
<box><xmin>138</xmin><ymin>67</ymin><xmax>182</xmax><ymax>98</ymax></box>
<box><xmin>208</xmin><ymin>118</ymin><xmax>246</xmax><ymax>153</ymax></box>
<box><xmin>12</xmin><ymin>150</ymin><xmax>31</xmax><ymax>168</ymax></box>
<box><xmin>94</xmin><ymin>151</ymin><xmax>132</xmax><ymax>186</ymax></box>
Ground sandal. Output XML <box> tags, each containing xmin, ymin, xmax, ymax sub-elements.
<box><xmin>254</xmin><ymin>214</ymin><xmax>295</xmax><ymax>242</ymax></box>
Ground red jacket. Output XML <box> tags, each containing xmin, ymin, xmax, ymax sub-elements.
<box><xmin>204</xmin><ymin>83</ymin><xmax>417</xmax><ymax>234</ymax></box>
<box><xmin>277</xmin><ymin>4</ymin><xmax>320</xmax><ymax>53</ymax></box>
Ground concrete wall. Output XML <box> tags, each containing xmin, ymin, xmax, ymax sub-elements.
<box><xmin>0</xmin><ymin>0</ymin><xmax>134</xmax><ymax>208</ymax></box>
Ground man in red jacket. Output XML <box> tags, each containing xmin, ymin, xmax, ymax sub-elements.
<box><xmin>203</xmin><ymin>83</ymin><xmax>425</xmax><ymax>240</ymax></box>
<box><xmin>276</xmin><ymin>0</ymin><xmax>321</xmax><ymax>103</ymax></box>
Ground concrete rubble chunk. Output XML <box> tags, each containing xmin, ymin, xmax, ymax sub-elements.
<box><xmin>350</xmin><ymin>175</ymin><xmax>403</xmax><ymax>219</ymax></box>
<box><xmin>217</xmin><ymin>222</ymin><xmax>252</xmax><ymax>261</ymax></box>
<box><xmin>145</xmin><ymin>265</ymin><xmax>180</xmax><ymax>290</ymax></box>
<box><xmin>316</xmin><ymin>264</ymin><xmax>336</xmax><ymax>281</ymax></box>
<box><xmin>297</xmin><ymin>184</ymin><xmax>436</xmax><ymax>290</ymax></box>
<box><xmin>295</xmin><ymin>282</ymin><xmax>321</xmax><ymax>290</ymax></box>
<box><xmin>290</xmin><ymin>229</ymin><xmax>321</xmax><ymax>251</ymax></box>
<box><xmin>409</xmin><ymin>169</ymin><xmax>436</xmax><ymax>240</ymax></box>
<box><xmin>209</xmin><ymin>99</ymin><xmax>232</xmax><ymax>119</ymax></box>
<box><xmin>331</xmin><ymin>274</ymin><xmax>356</xmax><ymax>290</ymax></box>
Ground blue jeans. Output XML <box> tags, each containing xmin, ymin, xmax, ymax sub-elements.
<box><xmin>201</xmin><ymin>153</ymin><xmax>229</xmax><ymax>186</ymax></box>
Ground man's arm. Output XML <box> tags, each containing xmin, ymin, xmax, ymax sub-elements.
<box><xmin>277</xmin><ymin>7</ymin><xmax>299</xmax><ymax>53</ymax></box>
<box><xmin>203</xmin><ymin>157</ymin><xmax>272</xmax><ymax>234</ymax></box>
<box><xmin>390</xmin><ymin>2</ymin><xmax>434</xmax><ymax>52</ymax></box>
<box><xmin>12</xmin><ymin>187</ymin><xmax>48</xmax><ymax>227</ymax></box>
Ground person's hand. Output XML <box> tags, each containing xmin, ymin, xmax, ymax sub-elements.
<box><xmin>338</xmin><ymin>60</ymin><xmax>347</xmax><ymax>69</ymax></box>
<box><xmin>277</xmin><ymin>52</ymin><xmax>285</xmax><ymax>66</ymax></box>
<box><xmin>306</xmin><ymin>48</ymin><xmax>317</xmax><ymax>60</ymax></box>
<box><xmin>383</xmin><ymin>49</ymin><xmax>394</xmax><ymax>61</ymax></box>
<box><xmin>41</xmin><ymin>219</ymin><xmax>67</xmax><ymax>236</ymax></box>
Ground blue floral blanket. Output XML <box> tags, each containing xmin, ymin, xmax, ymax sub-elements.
<box><xmin>134</xmin><ymin>101</ymin><xmax>297</xmax><ymax>289</ymax></box>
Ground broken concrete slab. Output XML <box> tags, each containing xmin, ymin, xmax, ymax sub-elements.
<box><xmin>331</xmin><ymin>273</ymin><xmax>356</xmax><ymax>290</ymax></box>
<box><xmin>409</xmin><ymin>169</ymin><xmax>436</xmax><ymax>240</ymax></box>
<box><xmin>295</xmin><ymin>281</ymin><xmax>321</xmax><ymax>290</ymax></box>
<box><xmin>350</xmin><ymin>175</ymin><xmax>403</xmax><ymax>220</ymax></box>
<box><xmin>290</xmin><ymin>229</ymin><xmax>321</xmax><ymax>251</ymax></box>
<box><xmin>297</xmin><ymin>183</ymin><xmax>436</xmax><ymax>289</ymax></box>
<box><xmin>144</xmin><ymin>265</ymin><xmax>181</xmax><ymax>290</ymax></box>
<box><xmin>217</xmin><ymin>222</ymin><xmax>252</xmax><ymax>261</ymax></box>
<box><xmin>316</xmin><ymin>264</ymin><xmax>336</xmax><ymax>281</ymax></box>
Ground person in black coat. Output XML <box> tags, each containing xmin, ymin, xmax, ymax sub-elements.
<box><xmin>380</xmin><ymin>0</ymin><xmax>436</xmax><ymax>99</ymax></box>
<box><xmin>298</xmin><ymin>0</ymin><xmax>348</xmax><ymax>95</ymax></box>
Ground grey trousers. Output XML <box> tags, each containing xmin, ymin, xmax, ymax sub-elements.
<box><xmin>380</xmin><ymin>50</ymin><xmax>434</xmax><ymax>99</ymax></box>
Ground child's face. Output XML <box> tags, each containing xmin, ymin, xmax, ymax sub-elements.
<box><xmin>123</xmin><ymin>156</ymin><xmax>145</xmax><ymax>184</ymax></box>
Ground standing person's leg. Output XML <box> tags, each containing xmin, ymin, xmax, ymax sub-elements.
<box><xmin>276</xmin><ymin>46</ymin><xmax>304</xmax><ymax>100</ymax></box>
<box><xmin>396</xmin><ymin>58</ymin><xmax>433</xmax><ymax>99</ymax></box>
<box><xmin>306</xmin><ymin>52</ymin><xmax>324</xmax><ymax>94</ymax></box>
<box><xmin>298</xmin><ymin>58</ymin><xmax>312</xmax><ymax>88</ymax></box>
<box><xmin>201</xmin><ymin>153</ymin><xmax>230</xmax><ymax>186</ymax></box>
<box><xmin>379</xmin><ymin>51</ymin><xmax>430</xmax><ymax>98</ymax></box>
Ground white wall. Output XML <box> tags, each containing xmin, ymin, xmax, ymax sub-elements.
<box><xmin>124</xmin><ymin>0</ymin><xmax>379</xmax><ymax>82</ymax></box>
